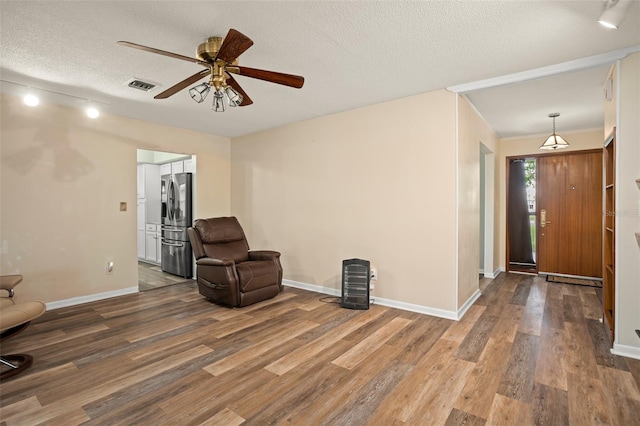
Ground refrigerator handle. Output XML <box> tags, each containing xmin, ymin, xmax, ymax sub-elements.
<box><xmin>167</xmin><ymin>178</ymin><xmax>175</xmax><ymax>221</ymax></box>
<box><xmin>161</xmin><ymin>240</ymin><xmax>184</xmax><ymax>247</ymax></box>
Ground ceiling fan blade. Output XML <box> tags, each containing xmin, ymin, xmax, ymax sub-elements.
<box><xmin>215</xmin><ymin>29</ymin><xmax>254</xmax><ymax>63</ymax></box>
<box><xmin>225</xmin><ymin>74</ymin><xmax>253</xmax><ymax>106</ymax></box>
<box><xmin>228</xmin><ymin>65</ymin><xmax>304</xmax><ymax>89</ymax></box>
<box><xmin>117</xmin><ymin>41</ymin><xmax>209</xmax><ymax>66</ymax></box>
<box><xmin>154</xmin><ymin>69</ymin><xmax>211</xmax><ymax>99</ymax></box>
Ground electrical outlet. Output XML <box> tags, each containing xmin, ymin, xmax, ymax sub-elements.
<box><xmin>370</xmin><ymin>268</ymin><xmax>378</xmax><ymax>281</ymax></box>
<box><xmin>106</xmin><ymin>261</ymin><xmax>114</xmax><ymax>275</ymax></box>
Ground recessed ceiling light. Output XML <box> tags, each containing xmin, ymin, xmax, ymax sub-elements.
<box><xmin>86</xmin><ymin>106</ymin><xmax>100</xmax><ymax>118</ymax></box>
<box><xmin>23</xmin><ymin>94</ymin><xmax>40</xmax><ymax>107</ymax></box>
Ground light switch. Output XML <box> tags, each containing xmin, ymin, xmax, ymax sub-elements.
<box><xmin>120</xmin><ymin>202</ymin><xmax>127</xmax><ymax>211</ymax></box>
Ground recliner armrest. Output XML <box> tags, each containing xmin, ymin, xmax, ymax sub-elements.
<box><xmin>248</xmin><ymin>250</ymin><xmax>281</xmax><ymax>261</ymax></box>
<box><xmin>1</xmin><ymin>275</ymin><xmax>23</xmax><ymax>298</ymax></box>
<box><xmin>196</xmin><ymin>258</ymin><xmax>235</xmax><ymax>267</ymax></box>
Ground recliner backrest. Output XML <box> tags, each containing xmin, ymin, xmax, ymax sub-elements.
<box><xmin>193</xmin><ymin>217</ymin><xmax>250</xmax><ymax>263</ymax></box>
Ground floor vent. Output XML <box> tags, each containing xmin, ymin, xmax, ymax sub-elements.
<box><xmin>341</xmin><ymin>259</ymin><xmax>370</xmax><ymax>310</ymax></box>
<box><xmin>126</xmin><ymin>79</ymin><xmax>156</xmax><ymax>92</ymax></box>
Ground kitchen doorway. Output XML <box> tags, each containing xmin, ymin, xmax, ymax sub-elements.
<box><xmin>136</xmin><ymin>149</ymin><xmax>196</xmax><ymax>291</ymax></box>
<box><xmin>138</xmin><ymin>261</ymin><xmax>190</xmax><ymax>291</ymax></box>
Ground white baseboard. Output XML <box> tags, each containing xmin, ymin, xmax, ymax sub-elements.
<box><xmin>611</xmin><ymin>343</ymin><xmax>640</xmax><ymax>360</ymax></box>
<box><xmin>283</xmin><ymin>279</ymin><xmax>459</xmax><ymax>321</ymax></box>
<box><xmin>484</xmin><ymin>267</ymin><xmax>503</xmax><ymax>279</ymax></box>
<box><xmin>46</xmin><ymin>286</ymin><xmax>139</xmax><ymax>310</ymax></box>
<box><xmin>372</xmin><ymin>296</ymin><xmax>458</xmax><ymax>320</ymax></box>
<box><xmin>457</xmin><ymin>289</ymin><xmax>481</xmax><ymax>320</ymax></box>
<box><xmin>283</xmin><ymin>279</ymin><xmax>340</xmax><ymax>297</ymax></box>
<box><xmin>478</xmin><ymin>268</ymin><xmax>484</xmax><ymax>274</ymax></box>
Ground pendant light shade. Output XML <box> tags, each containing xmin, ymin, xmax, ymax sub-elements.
<box><xmin>189</xmin><ymin>83</ymin><xmax>210</xmax><ymax>103</ymax></box>
<box><xmin>539</xmin><ymin>113</ymin><xmax>570</xmax><ymax>150</ymax></box>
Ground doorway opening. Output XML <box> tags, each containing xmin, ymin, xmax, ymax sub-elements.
<box><xmin>136</xmin><ymin>149</ymin><xmax>196</xmax><ymax>291</ymax></box>
<box><xmin>507</xmin><ymin>157</ymin><xmax>537</xmax><ymax>273</ymax></box>
<box><xmin>480</xmin><ymin>143</ymin><xmax>495</xmax><ymax>279</ymax></box>
<box><xmin>478</xmin><ymin>142</ymin><xmax>499</xmax><ymax>279</ymax></box>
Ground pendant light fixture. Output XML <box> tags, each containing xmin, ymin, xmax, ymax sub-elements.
<box><xmin>539</xmin><ymin>113</ymin><xmax>570</xmax><ymax>150</ymax></box>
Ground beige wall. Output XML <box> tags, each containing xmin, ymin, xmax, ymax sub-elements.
<box><xmin>457</xmin><ymin>96</ymin><xmax>500</xmax><ymax>306</ymax></box>
<box><xmin>0</xmin><ymin>94</ymin><xmax>231</xmax><ymax>303</ymax></box>
<box><xmin>497</xmin><ymin>129</ymin><xmax>604</xmax><ymax>269</ymax></box>
<box><xmin>612</xmin><ymin>53</ymin><xmax>640</xmax><ymax>350</ymax></box>
<box><xmin>232</xmin><ymin>90</ymin><xmax>460</xmax><ymax>312</ymax></box>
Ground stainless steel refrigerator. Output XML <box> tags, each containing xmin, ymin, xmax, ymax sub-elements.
<box><xmin>161</xmin><ymin>172</ymin><xmax>192</xmax><ymax>278</ymax></box>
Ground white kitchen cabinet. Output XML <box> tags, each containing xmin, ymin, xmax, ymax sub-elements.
<box><xmin>137</xmin><ymin>200</ymin><xmax>146</xmax><ymax>260</ymax></box>
<box><xmin>184</xmin><ymin>157</ymin><xmax>196</xmax><ymax>173</ymax></box>
<box><xmin>145</xmin><ymin>224</ymin><xmax>161</xmax><ymax>264</ymax></box>
<box><xmin>156</xmin><ymin>228</ymin><xmax>162</xmax><ymax>264</ymax></box>
<box><xmin>137</xmin><ymin>163</ymin><xmax>161</xmax><ymax>224</ymax></box>
<box><xmin>137</xmin><ymin>164</ymin><xmax>161</xmax><ymax>201</ymax></box>
<box><xmin>160</xmin><ymin>163</ymin><xmax>172</xmax><ymax>176</ymax></box>
<box><xmin>136</xmin><ymin>164</ymin><xmax>144</xmax><ymax>198</ymax></box>
<box><xmin>171</xmin><ymin>160</ymin><xmax>184</xmax><ymax>175</ymax></box>
<box><xmin>145</xmin><ymin>230</ymin><xmax>157</xmax><ymax>263</ymax></box>
<box><xmin>137</xmin><ymin>199</ymin><xmax>146</xmax><ymax>229</ymax></box>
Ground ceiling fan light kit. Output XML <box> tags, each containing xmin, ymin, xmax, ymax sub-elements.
<box><xmin>118</xmin><ymin>29</ymin><xmax>305</xmax><ymax>112</ymax></box>
<box><xmin>212</xmin><ymin>90</ymin><xmax>226</xmax><ymax>112</ymax></box>
<box><xmin>189</xmin><ymin>82</ymin><xmax>210</xmax><ymax>103</ymax></box>
<box><xmin>224</xmin><ymin>86</ymin><xmax>243</xmax><ymax>107</ymax></box>
<box><xmin>539</xmin><ymin>113</ymin><xmax>570</xmax><ymax>150</ymax></box>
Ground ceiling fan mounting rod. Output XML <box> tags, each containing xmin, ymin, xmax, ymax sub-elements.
<box><xmin>210</xmin><ymin>62</ymin><xmax>226</xmax><ymax>91</ymax></box>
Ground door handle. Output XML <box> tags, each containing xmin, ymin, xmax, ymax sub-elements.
<box><xmin>540</xmin><ymin>209</ymin><xmax>552</xmax><ymax>227</ymax></box>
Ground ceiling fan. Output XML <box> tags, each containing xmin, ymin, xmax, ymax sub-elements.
<box><xmin>117</xmin><ymin>29</ymin><xmax>304</xmax><ymax>108</ymax></box>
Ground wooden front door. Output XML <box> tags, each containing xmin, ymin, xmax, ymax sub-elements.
<box><xmin>537</xmin><ymin>151</ymin><xmax>603</xmax><ymax>278</ymax></box>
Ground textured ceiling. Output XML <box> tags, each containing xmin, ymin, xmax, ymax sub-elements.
<box><xmin>465</xmin><ymin>65</ymin><xmax>614</xmax><ymax>139</ymax></box>
<box><xmin>1</xmin><ymin>1</ymin><xmax>639</xmax><ymax>138</ymax></box>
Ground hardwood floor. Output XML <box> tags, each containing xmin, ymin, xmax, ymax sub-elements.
<box><xmin>138</xmin><ymin>261</ymin><xmax>191</xmax><ymax>292</ymax></box>
<box><xmin>1</xmin><ymin>273</ymin><xmax>639</xmax><ymax>425</ymax></box>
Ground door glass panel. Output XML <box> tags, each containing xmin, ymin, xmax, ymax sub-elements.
<box><xmin>508</xmin><ymin>158</ymin><xmax>536</xmax><ymax>273</ymax></box>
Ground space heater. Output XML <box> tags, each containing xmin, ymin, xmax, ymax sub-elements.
<box><xmin>341</xmin><ymin>258</ymin><xmax>370</xmax><ymax>310</ymax></box>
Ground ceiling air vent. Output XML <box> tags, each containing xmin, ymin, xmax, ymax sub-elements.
<box><xmin>125</xmin><ymin>78</ymin><xmax>156</xmax><ymax>92</ymax></box>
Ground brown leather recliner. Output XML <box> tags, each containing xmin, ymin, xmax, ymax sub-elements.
<box><xmin>187</xmin><ymin>217</ymin><xmax>283</xmax><ymax>307</ymax></box>
<box><xmin>1</xmin><ymin>275</ymin><xmax>47</xmax><ymax>380</ymax></box>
